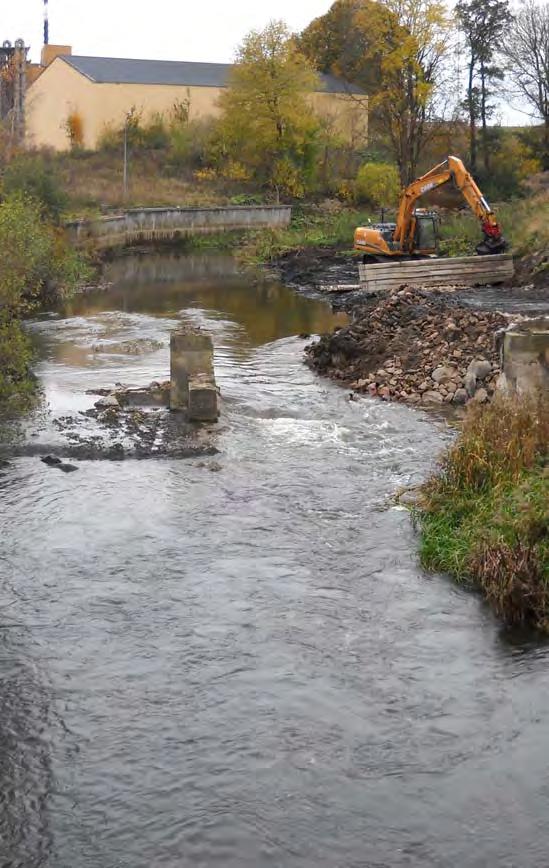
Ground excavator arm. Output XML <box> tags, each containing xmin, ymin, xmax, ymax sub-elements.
<box><xmin>393</xmin><ymin>155</ymin><xmax>505</xmax><ymax>254</ymax></box>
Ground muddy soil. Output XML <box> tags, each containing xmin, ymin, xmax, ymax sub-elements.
<box><xmin>273</xmin><ymin>245</ymin><xmax>549</xmax><ymax>315</ymax></box>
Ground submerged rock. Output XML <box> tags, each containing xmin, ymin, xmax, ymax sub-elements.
<box><xmin>91</xmin><ymin>339</ymin><xmax>164</xmax><ymax>356</ymax></box>
<box><xmin>95</xmin><ymin>395</ymin><xmax>120</xmax><ymax>410</ymax></box>
<box><xmin>41</xmin><ymin>455</ymin><xmax>62</xmax><ymax>466</ymax></box>
<box><xmin>40</xmin><ymin>456</ymin><xmax>79</xmax><ymax>472</ymax></box>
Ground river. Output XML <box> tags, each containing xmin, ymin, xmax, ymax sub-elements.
<box><xmin>1</xmin><ymin>252</ymin><xmax>548</xmax><ymax>868</ymax></box>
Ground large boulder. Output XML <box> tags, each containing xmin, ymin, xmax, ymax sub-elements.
<box><xmin>432</xmin><ymin>365</ymin><xmax>458</xmax><ymax>384</ymax></box>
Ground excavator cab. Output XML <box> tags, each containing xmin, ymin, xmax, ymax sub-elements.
<box><xmin>411</xmin><ymin>209</ymin><xmax>439</xmax><ymax>255</ymax></box>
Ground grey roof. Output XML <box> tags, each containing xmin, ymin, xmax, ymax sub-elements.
<box><xmin>60</xmin><ymin>55</ymin><xmax>364</xmax><ymax>95</ymax></box>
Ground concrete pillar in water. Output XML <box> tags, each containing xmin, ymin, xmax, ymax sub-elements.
<box><xmin>500</xmin><ymin>317</ymin><xmax>549</xmax><ymax>396</ymax></box>
<box><xmin>188</xmin><ymin>374</ymin><xmax>219</xmax><ymax>422</ymax></box>
<box><xmin>170</xmin><ymin>329</ymin><xmax>218</xmax><ymax>420</ymax></box>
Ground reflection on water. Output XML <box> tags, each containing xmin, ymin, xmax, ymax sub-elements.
<box><xmin>2</xmin><ymin>252</ymin><xmax>549</xmax><ymax>868</ymax></box>
<box><xmin>60</xmin><ymin>252</ymin><xmax>348</xmax><ymax>348</ymax></box>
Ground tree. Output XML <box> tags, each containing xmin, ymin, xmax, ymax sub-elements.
<box><xmin>298</xmin><ymin>0</ymin><xmax>451</xmax><ymax>186</ymax></box>
<box><xmin>503</xmin><ymin>1</ymin><xmax>549</xmax><ymax>170</ymax></box>
<box><xmin>297</xmin><ymin>0</ymin><xmax>401</xmax><ymax>98</ymax></box>
<box><xmin>217</xmin><ymin>21</ymin><xmax>320</xmax><ymax>198</ymax></box>
<box><xmin>456</xmin><ymin>0</ymin><xmax>513</xmax><ymax>173</ymax></box>
<box><xmin>375</xmin><ymin>0</ymin><xmax>451</xmax><ymax>185</ymax></box>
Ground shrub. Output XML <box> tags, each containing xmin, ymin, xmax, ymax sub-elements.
<box><xmin>2</xmin><ymin>154</ymin><xmax>68</xmax><ymax>222</ymax></box>
<box><xmin>0</xmin><ymin>194</ymin><xmax>90</xmax><ymax>411</ymax></box>
<box><xmin>0</xmin><ymin>194</ymin><xmax>89</xmax><ymax>314</ymax></box>
<box><xmin>140</xmin><ymin>113</ymin><xmax>170</xmax><ymax>150</ymax></box>
<box><xmin>354</xmin><ymin>162</ymin><xmax>400</xmax><ymax>208</ymax></box>
<box><xmin>168</xmin><ymin>118</ymin><xmax>217</xmax><ymax>169</ymax></box>
<box><xmin>438</xmin><ymin>213</ymin><xmax>482</xmax><ymax>257</ymax></box>
<box><xmin>64</xmin><ymin>110</ymin><xmax>85</xmax><ymax>149</ymax></box>
<box><xmin>0</xmin><ymin>194</ymin><xmax>54</xmax><ymax>312</ymax></box>
<box><xmin>97</xmin><ymin>123</ymin><xmax>120</xmax><ymax>153</ymax></box>
<box><xmin>0</xmin><ymin>315</ymin><xmax>34</xmax><ymax>410</ymax></box>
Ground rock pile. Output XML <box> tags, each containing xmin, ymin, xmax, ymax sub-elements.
<box><xmin>306</xmin><ymin>286</ymin><xmax>509</xmax><ymax>406</ymax></box>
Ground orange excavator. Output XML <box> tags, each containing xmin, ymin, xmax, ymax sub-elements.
<box><xmin>354</xmin><ymin>155</ymin><xmax>506</xmax><ymax>261</ymax></box>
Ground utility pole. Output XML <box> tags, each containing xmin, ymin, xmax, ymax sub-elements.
<box><xmin>123</xmin><ymin>112</ymin><xmax>130</xmax><ymax>202</ymax></box>
<box><xmin>13</xmin><ymin>39</ymin><xmax>27</xmax><ymax>146</ymax></box>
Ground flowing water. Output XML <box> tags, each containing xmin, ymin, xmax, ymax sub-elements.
<box><xmin>1</xmin><ymin>253</ymin><xmax>549</xmax><ymax>868</ymax></box>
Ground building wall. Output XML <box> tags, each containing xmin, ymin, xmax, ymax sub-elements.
<box><xmin>26</xmin><ymin>59</ymin><xmax>95</xmax><ymax>149</ymax></box>
<box><xmin>26</xmin><ymin>57</ymin><xmax>368</xmax><ymax>151</ymax></box>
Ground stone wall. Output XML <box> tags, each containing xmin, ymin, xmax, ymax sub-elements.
<box><xmin>66</xmin><ymin>205</ymin><xmax>292</xmax><ymax>250</ymax></box>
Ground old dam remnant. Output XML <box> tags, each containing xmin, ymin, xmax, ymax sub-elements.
<box><xmin>500</xmin><ymin>317</ymin><xmax>549</xmax><ymax>397</ymax></box>
<box><xmin>170</xmin><ymin>329</ymin><xmax>218</xmax><ymax>422</ymax></box>
<box><xmin>66</xmin><ymin>205</ymin><xmax>292</xmax><ymax>250</ymax></box>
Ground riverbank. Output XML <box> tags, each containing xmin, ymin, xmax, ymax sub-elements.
<box><xmin>0</xmin><ymin>196</ymin><xmax>91</xmax><ymax>416</ymax></box>
<box><xmin>417</xmin><ymin>393</ymin><xmax>549</xmax><ymax>630</ymax></box>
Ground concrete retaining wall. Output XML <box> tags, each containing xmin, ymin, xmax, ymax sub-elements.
<box><xmin>66</xmin><ymin>205</ymin><xmax>292</xmax><ymax>249</ymax></box>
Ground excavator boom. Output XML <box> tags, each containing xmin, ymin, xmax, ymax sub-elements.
<box><xmin>354</xmin><ymin>156</ymin><xmax>506</xmax><ymax>259</ymax></box>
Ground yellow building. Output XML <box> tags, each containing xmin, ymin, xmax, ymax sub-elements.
<box><xmin>26</xmin><ymin>46</ymin><xmax>368</xmax><ymax>151</ymax></box>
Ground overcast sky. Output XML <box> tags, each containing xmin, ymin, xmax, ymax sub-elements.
<box><xmin>3</xmin><ymin>0</ymin><xmax>531</xmax><ymax>125</ymax></box>
<box><xmin>3</xmin><ymin>0</ymin><xmax>334</xmax><ymax>64</ymax></box>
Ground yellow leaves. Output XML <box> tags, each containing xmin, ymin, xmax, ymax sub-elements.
<box><xmin>64</xmin><ymin>110</ymin><xmax>84</xmax><ymax>149</ymax></box>
<box><xmin>493</xmin><ymin>134</ymin><xmax>542</xmax><ymax>181</ymax></box>
<box><xmin>271</xmin><ymin>158</ymin><xmax>306</xmax><ymax>198</ymax></box>
<box><xmin>217</xmin><ymin>20</ymin><xmax>321</xmax><ymax>195</ymax></box>
<box><xmin>355</xmin><ymin>162</ymin><xmax>401</xmax><ymax>206</ymax></box>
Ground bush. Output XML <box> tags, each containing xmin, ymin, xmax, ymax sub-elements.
<box><xmin>2</xmin><ymin>154</ymin><xmax>68</xmax><ymax>222</ymax></box>
<box><xmin>97</xmin><ymin>123</ymin><xmax>120</xmax><ymax>153</ymax></box>
<box><xmin>0</xmin><ymin>193</ymin><xmax>89</xmax><ymax>314</ymax></box>
<box><xmin>354</xmin><ymin>162</ymin><xmax>400</xmax><ymax>208</ymax></box>
<box><xmin>64</xmin><ymin>110</ymin><xmax>85</xmax><ymax>150</ymax></box>
<box><xmin>98</xmin><ymin>110</ymin><xmax>170</xmax><ymax>153</ymax></box>
<box><xmin>0</xmin><ymin>194</ymin><xmax>90</xmax><ymax>411</ymax></box>
<box><xmin>140</xmin><ymin>113</ymin><xmax>170</xmax><ymax>150</ymax></box>
<box><xmin>0</xmin><ymin>194</ymin><xmax>55</xmax><ymax>311</ymax></box>
<box><xmin>419</xmin><ymin>394</ymin><xmax>549</xmax><ymax>628</ymax></box>
<box><xmin>438</xmin><ymin>213</ymin><xmax>482</xmax><ymax>257</ymax></box>
<box><xmin>466</xmin><ymin>131</ymin><xmax>542</xmax><ymax>200</ymax></box>
<box><xmin>0</xmin><ymin>315</ymin><xmax>34</xmax><ymax>411</ymax></box>
<box><xmin>168</xmin><ymin>118</ymin><xmax>218</xmax><ymax>170</ymax></box>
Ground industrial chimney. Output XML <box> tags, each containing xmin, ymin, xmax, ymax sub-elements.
<box><xmin>44</xmin><ymin>0</ymin><xmax>49</xmax><ymax>45</ymax></box>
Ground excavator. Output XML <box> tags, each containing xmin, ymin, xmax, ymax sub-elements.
<box><xmin>354</xmin><ymin>155</ymin><xmax>506</xmax><ymax>261</ymax></box>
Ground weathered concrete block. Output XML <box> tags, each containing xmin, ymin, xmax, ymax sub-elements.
<box><xmin>170</xmin><ymin>329</ymin><xmax>214</xmax><ymax>411</ymax></box>
<box><xmin>501</xmin><ymin>317</ymin><xmax>549</xmax><ymax>397</ymax></box>
<box><xmin>188</xmin><ymin>375</ymin><xmax>218</xmax><ymax>422</ymax></box>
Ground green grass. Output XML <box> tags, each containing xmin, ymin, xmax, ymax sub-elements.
<box><xmin>418</xmin><ymin>394</ymin><xmax>549</xmax><ymax>629</ymax></box>
<box><xmin>438</xmin><ymin>193</ymin><xmax>549</xmax><ymax>259</ymax></box>
<box><xmin>238</xmin><ymin>207</ymin><xmax>374</xmax><ymax>264</ymax></box>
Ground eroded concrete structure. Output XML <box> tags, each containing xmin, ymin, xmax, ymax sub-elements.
<box><xmin>170</xmin><ymin>329</ymin><xmax>218</xmax><ymax>421</ymax></box>
<box><xmin>500</xmin><ymin>317</ymin><xmax>549</xmax><ymax>396</ymax></box>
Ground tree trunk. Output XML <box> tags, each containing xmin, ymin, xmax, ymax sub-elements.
<box><xmin>543</xmin><ymin>118</ymin><xmax>549</xmax><ymax>171</ymax></box>
<box><xmin>467</xmin><ymin>57</ymin><xmax>477</xmax><ymax>172</ymax></box>
<box><xmin>480</xmin><ymin>61</ymin><xmax>489</xmax><ymax>172</ymax></box>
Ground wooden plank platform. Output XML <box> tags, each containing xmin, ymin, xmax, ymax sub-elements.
<box><xmin>358</xmin><ymin>254</ymin><xmax>514</xmax><ymax>294</ymax></box>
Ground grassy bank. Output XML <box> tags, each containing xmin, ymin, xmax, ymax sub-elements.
<box><xmin>418</xmin><ymin>394</ymin><xmax>549</xmax><ymax>629</ymax></box>
<box><xmin>439</xmin><ymin>192</ymin><xmax>549</xmax><ymax>261</ymax></box>
<box><xmin>238</xmin><ymin>207</ymin><xmax>374</xmax><ymax>264</ymax></box>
